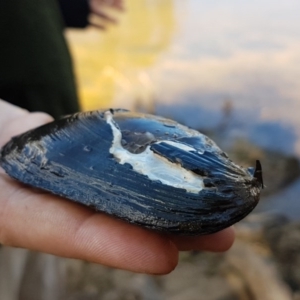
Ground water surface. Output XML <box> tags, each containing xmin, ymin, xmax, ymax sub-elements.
<box><xmin>67</xmin><ymin>0</ymin><xmax>300</xmax><ymax>218</ymax></box>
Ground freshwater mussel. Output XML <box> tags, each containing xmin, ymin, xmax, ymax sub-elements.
<box><xmin>0</xmin><ymin>109</ymin><xmax>263</xmax><ymax>235</ymax></box>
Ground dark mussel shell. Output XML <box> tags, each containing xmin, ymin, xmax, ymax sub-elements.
<box><xmin>0</xmin><ymin>109</ymin><xmax>263</xmax><ymax>235</ymax></box>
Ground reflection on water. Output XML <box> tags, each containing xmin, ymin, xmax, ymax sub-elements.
<box><xmin>67</xmin><ymin>0</ymin><xmax>300</xmax><ymax>157</ymax></box>
<box><xmin>67</xmin><ymin>0</ymin><xmax>175</xmax><ymax>111</ymax></box>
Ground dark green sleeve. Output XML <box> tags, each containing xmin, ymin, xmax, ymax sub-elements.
<box><xmin>0</xmin><ymin>0</ymin><xmax>80</xmax><ymax>119</ymax></box>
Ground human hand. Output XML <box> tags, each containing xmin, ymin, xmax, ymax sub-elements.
<box><xmin>0</xmin><ymin>100</ymin><xmax>234</xmax><ymax>274</ymax></box>
<box><xmin>88</xmin><ymin>0</ymin><xmax>124</xmax><ymax>29</ymax></box>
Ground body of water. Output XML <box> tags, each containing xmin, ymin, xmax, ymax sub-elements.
<box><xmin>67</xmin><ymin>0</ymin><xmax>300</xmax><ymax>218</ymax></box>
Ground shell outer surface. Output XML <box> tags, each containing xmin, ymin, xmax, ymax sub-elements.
<box><xmin>0</xmin><ymin>109</ymin><xmax>262</xmax><ymax>235</ymax></box>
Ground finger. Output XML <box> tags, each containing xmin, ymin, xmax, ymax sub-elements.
<box><xmin>0</xmin><ymin>99</ymin><xmax>28</xmax><ymax>122</ymax></box>
<box><xmin>89</xmin><ymin>6</ymin><xmax>118</xmax><ymax>23</ymax></box>
<box><xmin>0</xmin><ymin>177</ymin><xmax>178</xmax><ymax>274</ymax></box>
<box><xmin>0</xmin><ymin>112</ymin><xmax>53</xmax><ymax>147</ymax></box>
<box><xmin>0</xmin><ymin>100</ymin><xmax>28</xmax><ymax>140</ymax></box>
<box><xmin>170</xmin><ymin>227</ymin><xmax>235</xmax><ymax>252</ymax></box>
<box><xmin>101</xmin><ymin>0</ymin><xmax>125</xmax><ymax>11</ymax></box>
<box><xmin>89</xmin><ymin>22</ymin><xmax>107</xmax><ymax>30</ymax></box>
